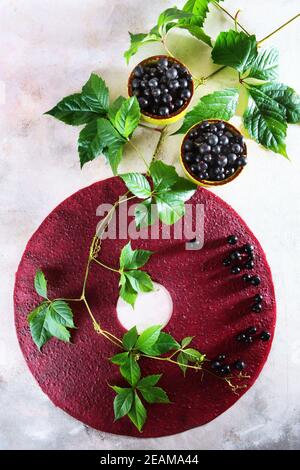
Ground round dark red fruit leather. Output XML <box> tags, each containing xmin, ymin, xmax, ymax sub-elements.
<box><xmin>14</xmin><ymin>178</ymin><xmax>276</xmax><ymax>437</ymax></box>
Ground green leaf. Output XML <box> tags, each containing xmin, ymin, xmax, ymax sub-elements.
<box><xmin>120</xmin><ymin>354</ymin><xmax>141</xmax><ymax>387</ymax></box>
<box><xmin>259</xmin><ymin>83</ymin><xmax>300</xmax><ymax>124</ymax></box>
<box><xmin>114</xmin><ymin>96</ymin><xmax>141</xmax><ymax>138</ymax></box>
<box><xmin>145</xmin><ymin>332</ymin><xmax>180</xmax><ymax>356</ymax></box>
<box><xmin>124</xmin><ymin>32</ymin><xmax>161</xmax><ymax>64</ymax></box>
<box><xmin>243</xmin><ymin>86</ymin><xmax>288</xmax><ymax>157</ymax></box>
<box><xmin>181</xmin><ymin>0</ymin><xmax>210</xmax><ymax>26</ymax></box>
<box><xmin>139</xmin><ymin>386</ymin><xmax>170</xmax><ymax>404</ymax></box>
<box><xmin>110</xmin><ymin>351</ymin><xmax>129</xmax><ymax>365</ymax></box>
<box><xmin>137</xmin><ymin>374</ymin><xmax>162</xmax><ymax>388</ymax></box>
<box><xmin>122</xmin><ymin>326</ymin><xmax>138</xmax><ymax>350</ymax></box>
<box><xmin>113</xmin><ymin>388</ymin><xmax>134</xmax><ymax>420</ymax></box>
<box><xmin>28</xmin><ymin>304</ymin><xmax>51</xmax><ymax>350</ymax></box>
<box><xmin>81</xmin><ymin>73</ymin><xmax>109</xmax><ymax>114</ymax></box>
<box><xmin>125</xmin><ymin>270</ymin><xmax>154</xmax><ymax>294</ymax></box>
<box><xmin>34</xmin><ymin>271</ymin><xmax>48</xmax><ymax>298</ymax></box>
<box><xmin>157</xmin><ymin>7</ymin><xmax>193</xmax><ymax>34</ymax></box>
<box><xmin>120</xmin><ymin>281</ymin><xmax>138</xmax><ymax>308</ymax></box>
<box><xmin>150</xmin><ymin>160</ymin><xmax>178</xmax><ymax>192</ymax></box>
<box><xmin>103</xmin><ymin>140</ymin><xmax>124</xmax><ymax>175</ymax></box>
<box><xmin>119</xmin><ymin>242</ymin><xmax>153</xmax><ymax>270</ymax></box>
<box><xmin>134</xmin><ymin>199</ymin><xmax>157</xmax><ymax>230</ymax></box>
<box><xmin>120</xmin><ymin>173</ymin><xmax>152</xmax><ymax>199</ymax></box>
<box><xmin>108</xmin><ymin>96</ymin><xmax>126</xmax><ymax>124</ymax></box>
<box><xmin>244</xmin><ymin>47</ymin><xmax>279</xmax><ymax>81</ymax></box>
<box><xmin>177</xmin><ymin>351</ymin><xmax>188</xmax><ymax>375</ymax></box>
<box><xmin>78</xmin><ymin>118</ymin><xmax>125</xmax><ymax>168</ymax></box>
<box><xmin>181</xmin><ymin>336</ymin><xmax>194</xmax><ymax>348</ymax></box>
<box><xmin>48</xmin><ymin>300</ymin><xmax>74</xmax><ymax>328</ymax></box>
<box><xmin>212</xmin><ymin>30</ymin><xmax>257</xmax><ymax>73</ymax></box>
<box><xmin>179</xmin><ymin>24</ymin><xmax>212</xmax><ymax>47</ymax></box>
<box><xmin>45</xmin><ymin>93</ymin><xmax>103</xmax><ymax>126</ymax></box>
<box><xmin>45</xmin><ymin>315</ymin><xmax>71</xmax><ymax>343</ymax></box>
<box><xmin>183</xmin><ymin>348</ymin><xmax>205</xmax><ymax>363</ymax></box>
<box><xmin>78</xmin><ymin>120</ymin><xmax>104</xmax><ymax>167</ymax></box>
<box><xmin>128</xmin><ymin>392</ymin><xmax>147</xmax><ymax>432</ymax></box>
<box><xmin>175</xmin><ymin>88</ymin><xmax>239</xmax><ymax>134</ymax></box>
<box><xmin>135</xmin><ymin>325</ymin><xmax>162</xmax><ymax>353</ymax></box>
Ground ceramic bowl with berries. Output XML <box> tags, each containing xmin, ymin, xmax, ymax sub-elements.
<box><xmin>180</xmin><ymin>119</ymin><xmax>248</xmax><ymax>186</ymax></box>
<box><xmin>128</xmin><ymin>55</ymin><xmax>194</xmax><ymax>126</ymax></box>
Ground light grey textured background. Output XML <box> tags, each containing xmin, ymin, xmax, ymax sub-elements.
<box><xmin>1</xmin><ymin>0</ymin><xmax>300</xmax><ymax>450</ymax></box>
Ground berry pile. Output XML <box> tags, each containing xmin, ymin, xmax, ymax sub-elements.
<box><xmin>182</xmin><ymin>120</ymin><xmax>247</xmax><ymax>183</ymax></box>
<box><xmin>129</xmin><ymin>57</ymin><xmax>193</xmax><ymax>117</ymax></box>
<box><xmin>210</xmin><ymin>353</ymin><xmax>247</xmax><ymax>376</ymax></box>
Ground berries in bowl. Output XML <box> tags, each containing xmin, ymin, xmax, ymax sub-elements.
<box><xmin>180</xmin><ymin>120</ymin><xmax>248</xmax><ymax>186</ymax></box>
<box><xmin>128</xmin><ymin>55</ymin><xmax>194</xmax><ymax>126</ymax></box>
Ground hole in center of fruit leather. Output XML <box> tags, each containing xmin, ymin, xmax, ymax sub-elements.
<box><xmin>116</xmin><ymin>282</ymin><xmax>173</xmax><ymax>334</ymax></box>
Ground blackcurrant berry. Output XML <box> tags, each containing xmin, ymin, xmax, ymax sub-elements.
<box><xmin>220</xmin><ymin>364</ymin><xmax>231</xmax><ymax>375</ymax></box>
<box><xmin>237</xmin><ymin>333</ymin><xmax>247</xmax><ymax>342</ymax></box>
<box><xmin>181</xmin><ymin>89</ymin><xmax>192</xmax><ymax>100</ymax></box>
<box><xmin>251</xmin><ymin>303</ymin><xmax>262</xmax><ymax>313</ymax></box>
<box><xmin>230</xmin><ymin>250</ymin><xmax>242</xmax><ymax>261</ymax></box>
<box><xmin>254</xmin><ymin>294</ymin><xmax>263</xmax><ymax>303</ymax></box>
<box><xmin>138</xmin><ymin>97</ymin><xmax>148</xmax><ymax>108</ymax></box>
<box><xmin>234</xmin><ymin>360</ymin><xmax>246</xmax><ymax>371</ymax></box>
<box><xmin>208</xmin><ymin>134</ymin><xmax>219</xmax><ymax>146</ymax></box>
<box><xmin>250</xmin><ymin>275</ymin><xmax>261</xmax><ymax>286</ymax></box>
<box><xmin>223</xmin><ymin>258</ymin><xmax>231</xmax><ymax>266</ymax></box>
<box><xmin>245</xmin><ymin>260</ymin><xmax>254</xmax><ymax>269</ymax></box>
<box><xmin>166</xmin><ymin>67</ymin><xmax>178</xmax><ymax>79</ymax></box>
<box><xmin>158</xmin><ymin>106</ymin><xmax>170</xmax><ymax>116</ymax></box>
<box><xmin>217</xmin><ymin>354</ymin><xmax>226</xmax><ymax>362</ymax></box>
<box><xmin>260</xmin><ymin>331</ymin><xmax>271</xmax><ymax>341</ymax></box>
<box><xmin>242</xmin><ymin>273</ymin><xmax>252</xmax><ymax>282</ymax></box>
<box><xmin>244</xmin><ymin>243</ymin><xmax>254</xmax><ymax>254</ymax></box>
<box><xmin>231</xmin><ymin>266</ymin><xmax>241</xmax><ymax>274</ymax></box>
<box><xmin>227</xmin><ymin>235</ymin><xmax>238</xmax><ymax>245</ymax></box>
<box><xmin>245</xmin><ymin>326</ymin><xmax>257</xmax><ymax>336</ymax></box>
<box><xmin>211</xmin><ymin>360</ymin><xmax>221</xmax><ymax>370</ymax></box>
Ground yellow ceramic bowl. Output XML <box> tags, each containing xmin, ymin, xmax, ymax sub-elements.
<box><xmin>180</xmin><ymin>120</ymin><xmax>247</xmax><ymax>187</ymax></box>
<box><xmin>128</xmin><ymin>55</ymin><xmax>194</xmax><ymax>126</ymax></box>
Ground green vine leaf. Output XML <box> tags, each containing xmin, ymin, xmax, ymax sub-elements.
<box><xmin>181</xmin><ymin>0</ymin><xmax>224</xmax><ymax>27</ymax></box>
<box><xmin>174</xmin><ymin>88</ymin><xmax>239</xmax><ymax>134</ymax></box>
<box><xmin>124</xmin><ymin>270</ymin><xmax>154</xmax><ymax>293</ymax></box>
<box><xmin>120</xmin><ymin>173</ymin><xmax>152</xmax><ymax>199</ymax></box>
<box><xmin>34</xmin><ymin>270</ymin><xmax>48</xmax><ymax>299</ymax></box>
<box><xmin>157</xmin><ymin>7</ymin><xmax>193</xmax><ymax>35</ymax></box>
<box><xmin>110</xmin><ymin>351</ymin><xmax>129</xmax><ymax>365</ymax></box>
<box><xmin>108</xmin><ymin>96</ymin><xmax>126</xmax><ymax>123</ymax></box>
<box><xmin>177</xmin><ymin>351</ymin><xmax>188</xmax><ymax>375</ymax></box>
<box><xmin>28</xmin><ymin>300</ymin><xmax>75</xmax><ymax>350</ymax></box>
<box><xmin>211</xmin><ymin>30</ymin><xmax>257</xmax><ymax>73</ymax></box>
<box><xmin>122</xmin><ymin>326</ymin><xmax>138</xmax><ymax>351</ymax></box>
<box><xmin>181</xmin><ymin>336</ymin><xmax>194</xmax><ymax>348</ymax></box>
<box><xmin>124</xmin><ymin>32</ymin><xmax>161</xmax><ymax>65</ymax></box>
<box><xmin>149</xmin><ymin>161</ymin><xmax>197</xmax><ymax>226</ymax></box>
<box><xmin>128</xmin><ymin>392</ymin><xmax>147</xmax><ymax>432</ymax></box>
<box><xmin>120</xmin><ymin>354</ymin><xmax>141</xmax><ymax>386</ymax></box>
<box><xmin>142</xmin><ymin>332</ymin><xmax>180</xmax><ymax>356</ymax></box>
<box><xmin>258</xmin><ymin>83</ymin><xmax>300</xmax><ymax>124</ymax></box>
<box><xmin>243</xmin><ymin>47</ymin><xmax>279</xmax><ymax>82</ymax></box>
<box><xmin>243</xmin><ymin>85</ymin><xmax>288</xmax><ymax>157</ymax></box>
<box><xmin>136</xmin><ymin>374</ymin><xmax>162</xmax><ymax>388</ymax></box>
<box><xmin>113</xmin><ymin>388</ymin><xmax>134</xmax><ymax>420</ymax></box>
<box><xmin>48</xmin><ymin>300</ymin><xmax>75</xmax><ymax>328</ymax></box>
<box><xmin>134</xmin><ymin>200</ymin><xmax>158</xmax><ymax>230</ymax></box>
<box><xmin>113</xmin><ymin>96</ymin><xmax>141</xmax><ymax>139</ymax></box>
<box><xmin>78</xmin><ymin>118</ymin><xmax>125</xmax><ymax>169</ymax></box>
<box><xmin>135</xmin><ymin>325</ymin><xmax>162</xmax><ymax>354</ymax></box>
<box><xmin>119</xmin><ymin>280</ymin><xmax>138</xmax><ymax>308</ymax></box>
<box><xmin>46</xmin><ymin>74</ymin><xmax>109</xmax><ymax>125</ymax></box>
<box><xmin>183</xmin><ymin>348</ymin><xmax>205</xmax><ymax>363</ymax></box>
<box><xmin>138</xmin><ymin>386</ymin><xmax>170</xmax><ymax>404</ymax></box>
<box><xmin>120</xmin><ymin>242</ymin><xmax>153</xmax><ymax>270</ymax></box>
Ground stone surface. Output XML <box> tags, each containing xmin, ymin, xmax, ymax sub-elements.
<box><xmin>1</xmin><ymin>0</ymin><xmax>300</xmax><ymax>450</ymax></box>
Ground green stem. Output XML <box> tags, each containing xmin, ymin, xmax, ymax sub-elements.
<box><xmin>127</xmin><ymin>139</ymin><xmax>149</xmax><ymax>170</ymax></box>
<box><xmin>151</xmin><ymin>126</ymin><xmax>167</xmax><ymax>162</ymax></box>
<box><xmin>55</xmin><ymin>297</ymin><xmax>82</xmax><ymax>302</ymax></box>
<box><xmin>212</xmin><ymin>1</ymin><xmax>250</xmax><ymax>35</ymax></box>
<box><xmin>92</xmin><ymin>257</ymin><xmax>120</xmax><ymax>273</ymax></box>
<box><xmin>82</xmin><ymin>296</ymin><xmax>100</xmax><ymax>331</ymax></box>
<box><xmin>257</xmin><ymin>13</ymin><xmax>300</xmax><ymax>45</ymax></box>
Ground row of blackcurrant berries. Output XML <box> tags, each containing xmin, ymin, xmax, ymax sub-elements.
<box><xmin>237</xmin><ymin>326</ymin><xmax>271</xmax><ymax>344</ymax></box>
